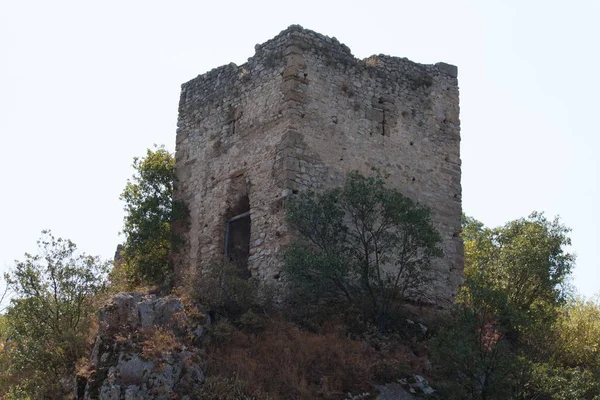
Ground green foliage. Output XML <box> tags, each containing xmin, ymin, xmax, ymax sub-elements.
<box><xmin>0</xmin><ymin>231</ymin><xmax>107</xmax><ymax>399</ymax></box>
<box><xmin>463</xmin><ymin>212</ymin><xmax>574</xmax><ymax>315</ymax></box>
<box><xmin>119</xmin><ymin>145</ymin><xmax>187</xmax><ymax>287</ymax></box>
<box><xmin>190</xmin><ymin>262</ymin><xmax>274</xmax><ymax>331</ymax></box>
<box><xmin>461</xmin><ymin>213</ymin><xmax>576</xmax><ymax>375</ymax></box>
<box><xmin>552</xmin><ymin>296</ymin><xmax>600</xmax><ymax>370</ymax></box>
<box><xmin>284</xmin><ymin>170</ymin><xmax>442</xmax><ymax>328</ymax></box>
<box><xmin>238</xmin><ymin>310</ymin><xmax>267</xmax><ymax>333</ymax></box>
<box><xmin>523</xmin><ymin>295</ymin><xmax>600</xmax><ymax>398</ymax></box>
<box><xmin>529</xmin><ymin>363</ymin><xmax>600</xmax><ymax>400</ymax></box>
<box><xmin>434</xmin><ymin>213</ymin><xmax>599</xmax><ymax>399</ymax></box>
<box><xmin>432</xmin><ymin>289</ymin><xmax>518</xmax><ymax>399</ymax></box>
<box><xmin>0</xmin><ymin>283</ymin><xmax>9</xmax><ymax>313</ymax></box>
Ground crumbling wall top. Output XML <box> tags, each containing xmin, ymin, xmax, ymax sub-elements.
<box><xmin>180</xmin><ymin>25</ymin><xmax>458</xmax><ymax>107</ymax></box>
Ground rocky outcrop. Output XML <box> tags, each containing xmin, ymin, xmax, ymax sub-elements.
<box><xmin>76</xmin><ymin>293</ymin><xmax>205</xmax><ymax>400</ymax></box>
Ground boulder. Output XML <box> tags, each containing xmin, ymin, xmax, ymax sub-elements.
<box><xmin>78</xmin><ymin>293</ymin><xmax>205</xmax><ymax>400</ymax></box>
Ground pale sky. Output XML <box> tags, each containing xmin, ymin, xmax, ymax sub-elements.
<box><xmin>1</xmin><ymin>0</ymin><xmax>598</xmax><ymax>302</ymax></box>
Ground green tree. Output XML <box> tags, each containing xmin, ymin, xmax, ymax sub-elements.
<box><xmin>432</xmin><ymin>294</ymin><xmax>517</xmax><ymax>400</ymax></box>
<box><xmin>553</xmin><ymin>295</ymin><xmax>600</xmax><ymax>370</ymax></box>
<box><xmin>463</xmin><ymin>212</ymin><xmax>574</xmax><ymax>315</ymax></box>
<box><xmin>434</xmin><ymin>213</ymin><xmax>578</xmax><ymax>399</ymax></box>
<box><xmin>0</xmin><ymin>231</ymin><xmax>107</xmax><ymax>399</ymax></box>
<box><xmin>283</xmin><ymin>171</ymin><xmax>442</xmax><ymax>327</ymax></box>
<box><xmin>462</xmin><ymin>213</ymin><xmax>574</xmax><ymax>349</ymax></box>
<box><xmin>0</xmin><ymin>281</ymin><xmax>9</xmax><ymax>314</ymax></box>
<box><xmin>119</xmin><ymin>145</ymin><xmax>186</xmax><ymax>286</ymax></box>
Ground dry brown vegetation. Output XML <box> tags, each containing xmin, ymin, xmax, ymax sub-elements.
<box><xmin>140</xmin><ymin>327</ymin><xmax>182</xmax><ymax>360</ymax></box>
<box><xmin>204</xmin><ymin>317</ymin><xmax>419</xmax><ymax>399</ymax></box>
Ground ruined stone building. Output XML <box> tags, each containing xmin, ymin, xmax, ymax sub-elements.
<box><xmin>173</xmin><ymin>26</ymin><xmax>463</xmax><ymax>305</ymax></box>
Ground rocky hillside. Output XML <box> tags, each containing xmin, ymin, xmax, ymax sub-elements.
<box><xmin>76</xmin><ymin>293</ymin><xmax>205</xmax><ymax>400</ymax></box>
<box><xmin>76</xmin><ymin>292</ymin><xmax>437</xmax><ymax>400</ymax></box>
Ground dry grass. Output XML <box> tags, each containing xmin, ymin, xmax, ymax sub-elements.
<box><xmin>140</xmin><ymin>327</ymin><xmax>181</xmax><ymax>360</ymax></box>
<box><xmin>206</xmin><ymin>318</ymin><xmax>413</xmax><ymax>399</ymax></box>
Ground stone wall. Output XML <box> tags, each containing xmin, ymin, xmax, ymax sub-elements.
<box><xmin>173</xmin><ymin>25</ymin><xmax>463</xmax><ymax>305</ymax></box>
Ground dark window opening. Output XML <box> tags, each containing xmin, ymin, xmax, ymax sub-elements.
<box><xmin>224</xmin><ymin>196</ymin><xmax>251</xmax><ymax>278</ymax></box>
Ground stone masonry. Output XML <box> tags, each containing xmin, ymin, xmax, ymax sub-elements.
<box><xmin>173</xmin><ymin>25</ymin><xmax>463</xmax><ymax>305</ymax></box>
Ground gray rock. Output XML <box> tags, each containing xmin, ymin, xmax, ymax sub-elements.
<box><xmin>123</xmin><ymin>385</ymin><xmax>147</xmax><ymax>400</ymax></box>
<box><xmin>99</xmin><ymin>384</ymin><xmax>121</xmax><ymax>400</ymax></box>
<box><xmin>81</xmin><ymin>293</ymin><xmax>205</xmax><ymax>400</ymax></box>
<box><xmin>413</xmin><ymin>375</ymin><xmax>435</xmax><ymax>394</ymax></box>
<box><xmin>192</xmin><ymin>325</ymin><xmax>205</xmax><ymax>344</ymax></box>
<box><xmin>137</xmin><ymin>299</ymin><xmax>155</xmax><ymax>328</ymax></box>
<box><xmin>154</xmin><ymin>297</ymin><xmax>184</xmax><ymax>326</ymax></box>
<box><xmin>376</xmin><ymin>383</ymin><xmax>417</xmax><ymax>400</ymax></box>
<box><xmin>118</xmin><ymin>354</ymin><xmax>152</xmax><ymax>386</ymax></box>
<box><xmin>397</xmin><ymin>375</ymin><xmax>435</xmax><ymax>396</ymax></box>
<box><xmin>99</xmin><ymin>293</ymin><xmax>139</xmax><ymax>332</ymax></box>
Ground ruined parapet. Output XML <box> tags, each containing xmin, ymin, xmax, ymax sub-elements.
<box><xmin>173</xmin><ymin>25</ymin><xmax>462</xmax><ymax>305</ymax></box>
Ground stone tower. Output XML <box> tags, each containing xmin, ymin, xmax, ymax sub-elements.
<box><xmin>173</xmin><ymin>26</ymin><xmax>463</xmax><ymax>305</ymax></box>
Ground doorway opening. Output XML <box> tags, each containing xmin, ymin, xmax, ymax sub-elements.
<box><xmin>224</xmin><ymin>195</ymin><xmax>251</xmax><ymax>278</ymax></box>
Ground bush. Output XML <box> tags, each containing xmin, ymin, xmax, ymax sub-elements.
<box><xmin>284</xmin><ymin>171</ymin><xmax>442</xmax><ymax>329</ymax></box>
<box><xmin>529</xmin><ymin>363</ymin><xmax>600</xmax><ymax>400</ymax></box>
<box><xmin>186</xmin><ymin>261</ymin><xmax>272</xmax><ymax>322</ymax></box>
<box><xmin>431</xmin><ymin>302</ymin><xmax>518</xmax><ymax>400</ymax></box>
<box><xmin>0</xmin><ymin>231</ymin><xmax>107</xmax><ymax>399</ymax></box>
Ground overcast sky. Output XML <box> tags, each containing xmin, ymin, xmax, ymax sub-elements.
<box><xmin>1</xmin><ymin>0</ymin><xmax>598</xmax><ymax>302</ymax></box>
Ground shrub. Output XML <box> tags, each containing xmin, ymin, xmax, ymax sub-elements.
<box><xmin>187</xmin><ymin>261</ymin><xmax>272</xmax><ymax>322</ymax></box>
<box><xmin>431</xmin><ymin>302</ymin><xmax>518</xmax><ymax>400</ymax></box>
<box><xmin>284</xmin><ymin>171</ymin><xmax>442</xmax><ymax>329</ymax></box>
<box><xmin>529</xmin><ymin>363</ymin><xmax>600</xmax><ymax>400</ymax></box>
<box><xmin>0</xmin><ymin>231</ymin><xmax>107</xmax><ymax>398</ymax></box>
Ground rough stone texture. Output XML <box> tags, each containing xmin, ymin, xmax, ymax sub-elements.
<box><xmin>78</xmin><ymin>293</ymin><xmax>204</xmax><ymax>400</ymax></box>
<box><xmin>375</xmin><ymin>383</ymin><xmax>417</xmax><ymax>400</ymax></box>
<box><xmin>173</xmin><ymin>25</ymin><xmax>463</xmax><ymax>305</ymax></box>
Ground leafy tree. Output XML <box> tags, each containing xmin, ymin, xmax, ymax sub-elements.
<box><xmin>119</xmin><ymin>145</ymin><xmax>187</xmax><ymax>286</ymax></box>
<box><xmin>434</xmin><ymin>213</ymin><xmax>580</xmax><ymax>399</ymax></box>
<box><xmin>530</xmin><ymin>363</ymin><xmax>600</xmax><ymax>400</ymax></box>
<box><xmin>553</xmin><ymin>295</ymin><xmax>600</xmax><ymax>370</ymax></box>
<box><xmin>0</xmin><ymin>231</ymin><xmax>107</xmax><ymax>399</ymax></box>
<box><xmin>464</xmin><ymin>212</ymin><xmax>574</xmax><ymax>314</ymax></box>
<box><xmin>0</xmin><ymin>281</ymin><xmax>9</xmax><ymax>313</ymax></box>
<box><xmin>432</xmin><ymin>296</ymin><xmax>518</xmax><ymax>400</ymax></box>
<box><xmin>283</xmin><ymin>171</ymin><xmax>442</xmax><ymax>327</ymax></box>
<box><xmin>517</xmin><ymin>296</ymin><xmax>600</xmax><ymax>399</ymax></box>
<box><xmin>462</xmin><ymin>213</ymin><xmax>574</xmax><ymax>342</ymax></box>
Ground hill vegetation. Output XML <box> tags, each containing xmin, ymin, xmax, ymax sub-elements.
<box><xmin>0</xmin><ymin>147</ymin><xmax>598</xmax><ymax>399</ymax></box>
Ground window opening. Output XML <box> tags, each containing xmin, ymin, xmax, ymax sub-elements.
<box><xmin>224</xmin><ymin>195</ymin><xmax>251</xmax><ymax>277</ymax></box>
